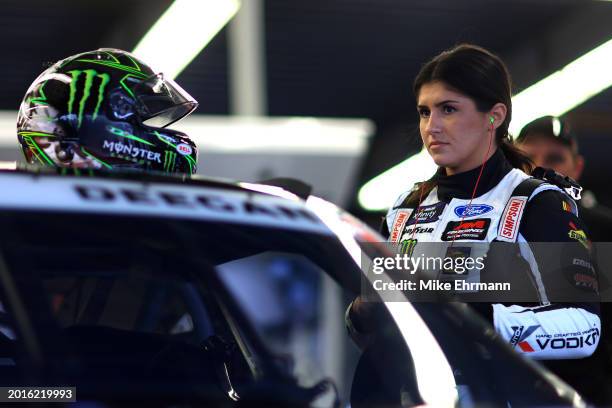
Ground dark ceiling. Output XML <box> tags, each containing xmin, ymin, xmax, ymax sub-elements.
<box><xmin>3</xmin><ymin>0</ymin><xmax>612</xmax><ymax>213</ymax></box>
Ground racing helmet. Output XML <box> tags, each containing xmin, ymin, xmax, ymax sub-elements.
<box><xmin>17</xmin><ymin>48</ymin><xmax>198</xmax><ymax>175</ymax></box>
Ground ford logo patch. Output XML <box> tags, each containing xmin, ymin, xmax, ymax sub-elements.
<box><xmin>454</xmin><ymin>204</ymin><xmax>493</xmax><ymax>217</ymax></box>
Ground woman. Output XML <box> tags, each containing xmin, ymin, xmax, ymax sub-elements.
<box><xmin>347</xmin><ymin>44</ymin><xmax>603</xmax><ymax>403</ymax></box>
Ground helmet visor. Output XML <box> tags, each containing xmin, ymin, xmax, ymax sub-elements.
<box><xmin>133</xmin><ymin>73</ymin><xmax>198</xmax><ymax>128</ymax></box>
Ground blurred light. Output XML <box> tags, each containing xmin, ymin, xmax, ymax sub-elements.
<box><xmin>385</xmin><ymin>302</ymin><xmax>458</xmax><ymax>406</ymax></box>
<box><xmin>510</xmin><ymin>37</ymin><xmax>612</xmax><ymax>136</ymax></box>
<box><xmin>132</xmin><ymin>0</ymin><xmax>241</xmax><ymax>79</ymax></box>
<box><xmin>552</xmin><ymin>117</ymin><xmax>562</xmax><ymax>137</ymax></box>
<box><xmin>358</xmin><ymin>148</ymin><xmax>436</xmax><ymax>211</ymax></box>
<box><xmin>0</xmin><ymin>111</ymin><xmax>372</xmax><ymax>155</ymax></box>
<box><xmin>239</xmin><ymin>182</ymin><xmax>300</xmax><ymax>201</ymax></box>
<box><xmin>359</xmin><ymin>37</ymin><xmax>612</xmax><ymax>211</ymax></box>
<box><xmin>174</xmin><ymin>115</ymin><xmax>373</xmax><ymax>154</ymax></box>
<box><xmin>0</xmin><ymin>162</ymin><xmax>16</xmax><ymax>170</ymax></box>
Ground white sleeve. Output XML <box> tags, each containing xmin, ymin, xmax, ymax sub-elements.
<box><xmin>493</xmin><ymin>304</ymin><xmax>600</xmax><ymax>360</ymax></box>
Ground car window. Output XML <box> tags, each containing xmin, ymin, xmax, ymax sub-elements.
<box><xmin>43</xmin><ymin>274</ymin><xmax>209</xmax><ymax>338</ymax></box>
<box><xmin>219</xmin><ymin>254</ymin><xmax>342</xmax><ymax>362</ymax></box>
<box><xmin>216</xmin><ymin>251</ymin><xmax>434</xmax><ymax>408</ymax></box>
<box><xmin>217</xmin><ymin>252</ymin><xmax>358</xmax><ymax>406</ymax></box>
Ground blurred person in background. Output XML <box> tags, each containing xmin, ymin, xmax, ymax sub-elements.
<box><xmin>517</xmin><ymin>116</ymin><xmax>612</xmax><ymax>404</ymax></box>
<box><xmin>516</xmin><ymin>116</ymin><xmax>612</xmax><ymax>242</ymax></box>
<box><xmin>347</xmin><ymin>44</ymin><xmax>605</xmax><ymax>404</ymax></box>
<box><xmin>17</xmin><ymin>48</ymin><xmax>198</xmax><ymax>175</ymax></box>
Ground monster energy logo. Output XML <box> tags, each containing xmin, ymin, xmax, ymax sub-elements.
<box><xmin>68</xmin><ymin>69</ymin><xmax>110</xmax><ymax>128</ymax></box>
<box><xmin>400</xmin><ymin>239</ymin><xmax>417</xmax><ymax>257</ymax></box>
<box><xmin>164</xmin><ymin>150</ymin><xmax>177</xmax><ymax>172</ymax></box>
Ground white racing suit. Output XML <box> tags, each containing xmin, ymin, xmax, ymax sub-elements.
<box><xmin>349</xmin><ymin>149</ymin><xmax>603</xmax><ymax>401</ymax></box>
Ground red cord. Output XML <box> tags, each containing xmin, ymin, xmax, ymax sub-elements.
<box><xmin>409</xmin><ymin>119</ymin><xmax>495</xmax><ymax>245</ymax></box>
<box><xmin>450</xmin><ymin>120</ymin><xmax>495</xmax><ymax>244</ymax></box>
<box><xmin>409</xmin><ymin>182</ymin><xmax>427</xmax><ymax>242</ymax></box>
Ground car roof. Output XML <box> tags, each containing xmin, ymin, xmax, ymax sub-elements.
<box><xmin>0</xmin><ymin>167</ymin><xmax>335</xmax><ymax>237</ymax></box>
<box><xmin>0</xmin><ymin>166</ymin><xmax>368</xmax><ymax>294</ymax></box>
<box><xmin>1</xmin><ymin>166</ymin><xmax>274</xmax><ymax>196</ymax></box>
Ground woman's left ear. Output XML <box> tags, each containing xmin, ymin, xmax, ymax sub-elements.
<box><xmin>489</xmin><ymin>103</ymin><xmax>507</xmax><ymax>128</ymax></box>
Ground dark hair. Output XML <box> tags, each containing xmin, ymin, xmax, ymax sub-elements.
<box><xmin>406</xmin><ymin>44</ymin><xmax>532</xmax><ymax>206</ymax></box>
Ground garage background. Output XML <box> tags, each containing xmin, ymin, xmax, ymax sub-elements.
<box><xmin>1</xmin><ymin>1</ymin><xmax>611</xmax><ymax>401</ymax></box>
<box><xmin>1</xmin><ymin>0</ymin><xmax>611</xmax><ymax>227</ymax></box>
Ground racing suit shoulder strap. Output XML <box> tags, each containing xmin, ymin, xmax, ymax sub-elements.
<box><xmin>496</xmin><ymin>175</ymin><xmax>580</xmax><ymax>243</ymax></box>
<box><xmin>496</xmin><ymin>177</ymin><xmax>545</xmax><ymax>243</ymax></box>
<box><xmin>509</xmin><ymin>176</ymin><xmax>547</xmax><ymax>198</ymax></box>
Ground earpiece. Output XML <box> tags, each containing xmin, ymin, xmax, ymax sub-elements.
<box><xmin>457</xmin><ymin>113</ymin><xmax>495</xmax><ymax>244</ymax></box>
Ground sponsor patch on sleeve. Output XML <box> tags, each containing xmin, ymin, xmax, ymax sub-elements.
<box><xmin>442</xmin><ymin>218</ymin><xmax>491</xmax><ymax>241</ymax></box>
<box><xmin>562</xmin><ymin>200</ymin><xmax>572</xmax><ymax>213</ymax></box>
<box><xmin>567</xmin><ymin>257</ymin><xmax>599</xmax><ymax>292</ymax></box>
<box><xmin>497</xmin><ymin>197</ymin><xmax>527</xmax><ymax>242</ymax></box>
<box><xmin>568</xmin><ymin>221</ymin><xmax>591</xmax><ymax>250</ymax></box>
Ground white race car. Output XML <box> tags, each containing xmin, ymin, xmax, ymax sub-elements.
<box><xmin>0</xmin><ymin>167</ymin><xmax>584</xmax><ymax>407</ymax></box>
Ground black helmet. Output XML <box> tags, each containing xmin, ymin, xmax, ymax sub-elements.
<box><xmin>17</xmin><ymin>48</ymin><xmax>199</xmax><ymax>175</ymax></box>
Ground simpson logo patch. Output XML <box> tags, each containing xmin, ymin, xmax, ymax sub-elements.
<box><xmin>390</xmin><ymin>210</ymin><xmax>411</xmax><ymax>243</ymax></box>
<box><xmin>498</xmin><ymin>197</ymin><xmax>527</xmax><ymax>241</ymax></box>
<box><xmin>407</xmin><ymin>202</ymin><xmax>446</xmax><ymax>226</ymax></box>
<box><xmin>442</xmin><ymin>218</ymin><xmax>491</xmax><ymax>241</ymax></box>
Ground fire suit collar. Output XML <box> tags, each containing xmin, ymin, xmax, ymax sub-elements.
<box><xmin>436</xmin><ymin>148</ymin><xmax>513</xmax><ymax>202</ymax></box>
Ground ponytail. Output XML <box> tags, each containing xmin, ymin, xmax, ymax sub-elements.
<box><xmin>499</xmin><ymin>138</ymin><xmax>533</xmax><ymax>173</ymax></box>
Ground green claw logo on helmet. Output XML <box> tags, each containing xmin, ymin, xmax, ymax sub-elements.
<box><xmin>17</xmin><ymin>48</ymin><xmax>199</xmax><ymax>175</ymax></box>
<box><xmin>67</xmin><ymin>70</ymin><xmax>110</xmax><ymax>128</ymax></box>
